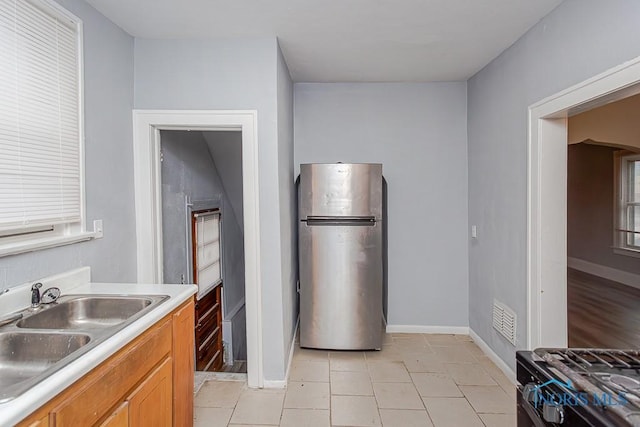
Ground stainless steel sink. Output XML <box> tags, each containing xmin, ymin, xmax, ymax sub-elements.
<box><xmin>17</xmin><ymin>296</ymin><xmax>159</xmax><ymax>329</ymax></box>
<box><xmin>0</xmin><ymin>332</ymin><xmax>91</xmax><ymax>402</ymax></box>
<box><xmin>0</xmin><ymin>294</ymin><xmax>169</xmax><ymax>403</ymax></box>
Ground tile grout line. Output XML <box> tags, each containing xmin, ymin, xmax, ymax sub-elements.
<box><xmin>197</xmin><ymin>334</ymin><xmax>515</xmax><ymax>427</ymax></box>
<box><xmin>402</xmin><ymin>354</ymin><xmax>436</xmax><ymax>427</ymax></box>
<box><xmin>369</xmin><ymin>357</ymin><xmax>383</xmax><ymax>426</ymax></box>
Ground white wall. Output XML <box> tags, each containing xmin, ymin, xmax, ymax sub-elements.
<box><xmin>134</xmin><ymin>37</ymin><xmax>294</xmax><ymax>381</ymax></box>
<box><xmin>277</xmin><ymin>44</ymin><xmax>297</xmax><ymax>365</ymax></box>
<box><xmin>294</xmin><ymin>83</ymin><xmax>469</xmax><ymax>329</ymax></box>
<box><xmin>467</xmin><ymin>0</ymin><xmax>640</xmax><ymax>369</ymax></box>
<box><xmin>0</xmin><ymin>0</ymin><xmax>136</xmax><ymax>291</ymax></box>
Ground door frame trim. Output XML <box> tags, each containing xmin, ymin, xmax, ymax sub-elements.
<box><xmin>527</xmin><ymin>57</ymin><xmax>640</xmax><ymax>349</ymax></box>
<box><xmin>132</xmin><ymin>109</ymin><xmax>263</xmax><ymax>388</ymax></box>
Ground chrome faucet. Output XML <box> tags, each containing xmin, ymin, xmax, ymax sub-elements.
<box><xmin>31</xmin><ymin>283</ymin><xmax>42</xmax><ymax>308</ymax></box>
<box><xmin>30</xmin><ymin>282</ymin><xmax>60</xmax><ymax>309</ymax></box>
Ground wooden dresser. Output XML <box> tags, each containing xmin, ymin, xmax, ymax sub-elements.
<box><xmin>195</xmin><ymin>284</ymin><xmax>223</xmax><ymax>371</ymax></box>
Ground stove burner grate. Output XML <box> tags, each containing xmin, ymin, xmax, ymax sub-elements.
<box><xmin>535</xmin><ymin>348</ymin><xmax>640</xmax><ymax>370</ymax></box>
<box><xmin>534</xmin><ymin>348</ymin><xmax>640</xmax><ymax>425</ymax></box>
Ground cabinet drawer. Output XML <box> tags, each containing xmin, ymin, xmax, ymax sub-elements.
<box><xmin>51</xmin><ymin>319</ymin><xmax>172</xmax><ymax>426</ymax></box>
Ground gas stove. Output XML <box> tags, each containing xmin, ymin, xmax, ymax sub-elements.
<box><xmin>517</xmin><ymin>349</ymin><xmax>640</xmax><ymax>426</ymax></box>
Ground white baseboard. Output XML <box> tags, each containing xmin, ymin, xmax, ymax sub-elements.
<box><xmin>386</xmin><ymin>325</ymin><xmax>469</xmax><ymax>335</ymax></box>
<box><xmin>568</xmin><ymin>257</ymin><xmax>640</xmax><ymax>290</ymax></box>
<box><xmin>263</xmin><ymin>379</ymin><xmax>287</xmax><ymax>388</ymax></box>
<box><xmin>469</xmin><ymin>328</ymin><xmax>516</xmax><ymax>384</ymax></box>
<box><xmin>264</xmin><ymin>316</ymin><xmax>299</xmax><ymax>389</ymax></box>
<box><xmin>285</xmin><ymin>316</ymin><xmax>299</xmax><ymax>382</ymax></box>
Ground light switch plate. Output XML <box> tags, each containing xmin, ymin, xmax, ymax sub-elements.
<box><xmin>93</xmin><ymin>219</ymin><xmax>104</xmax><ymax>239</ymax></box>
<box><xmin>471</xmin><ymin>225</ymin><xmax>477</xmax><ymax>238</ymax></box>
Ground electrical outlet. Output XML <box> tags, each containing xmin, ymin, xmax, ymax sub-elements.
<box><xmin>93</xmin><ymin>219</ymin><xmax>103</xmax><ymax>239</ymax></box>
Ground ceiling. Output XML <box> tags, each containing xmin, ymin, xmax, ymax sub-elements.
<box><xmin>85</xmin><ymin>0</ymin><xmax>564</xmax><ymax>82</ymax></box>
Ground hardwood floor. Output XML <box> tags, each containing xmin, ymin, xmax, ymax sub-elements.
<box><xmin>568</xmin><ymin>268</ymin><xmax>640</xmax><ymax>348</ymax></box>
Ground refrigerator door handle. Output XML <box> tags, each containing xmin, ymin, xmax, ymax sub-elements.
<box><xmin>303</xmin><ymin>216</ymin><xmax>376</xmax><ymax>226</ymax></box>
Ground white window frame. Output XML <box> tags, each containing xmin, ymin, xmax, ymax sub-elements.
<box><xmin>614</xmin><ymin>151</ymin><xmax>640</xmax><ymax>257</ymax></box>
<box><xmin>0</xmin><ymin>0</ymin><xmax>98</xmax><ymax>257</ymax></box>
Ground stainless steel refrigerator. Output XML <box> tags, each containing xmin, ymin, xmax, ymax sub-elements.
<box><xmin>298</xmin><ymin>163</ymin><xmax>383</xmax><ymax>350</ymax></box>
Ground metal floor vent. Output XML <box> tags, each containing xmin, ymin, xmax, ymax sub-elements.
<box><xmin>492</xmin><ymin>300</ymin><xmax>517</xmax><ymax>346</ymax></box>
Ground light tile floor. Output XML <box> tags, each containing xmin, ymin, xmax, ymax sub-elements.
<box><xmin>194</xmin><ymin>333</ymin><xmax>516</xmax><ymax>427</ymax></box>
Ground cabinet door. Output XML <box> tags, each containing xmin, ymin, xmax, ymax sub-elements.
<box><xmin>127</xmin><ymin>358</ymin><xmax>172</xmax><ymax>427</ymax></box>
<box><xmin>99</xmin><ymin>402</ymin><xmax>128</xmax><ymax>427</ymax></box>
<box><xmin>173</xmin><ymin>299</ymin><xmax>195</xmax><ymax>426</ymax></box>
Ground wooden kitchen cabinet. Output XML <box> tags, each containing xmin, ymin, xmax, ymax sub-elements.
<box><xmin>17</xmin><ymin>298</ymin><xmax>195</xmax><ymax>427</ymax></box>
<box><xmin>127</xmin><ymin>358</ymin><xmax>172</xmax><ymax>427</ymax></box>
<box><xmin>173</xmin><ymin>301</ymin><xmax>195</xmax><ymax>425</ymax></box>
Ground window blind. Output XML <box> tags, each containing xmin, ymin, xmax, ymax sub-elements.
<box><xmin>195</xmin><ymin>212</ymin><xmax>221</xmax><ymax>287</ymax></box>
<box><xmin>0</xmin><ymin>0</ymin><xmax>81</xmax><ymax>232</ymax></box>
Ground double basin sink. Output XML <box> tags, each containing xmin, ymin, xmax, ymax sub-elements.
<box><xmin>0</xmin><ymin>294</ymin><xmax>168</xmax><ymax>403</ymax></box>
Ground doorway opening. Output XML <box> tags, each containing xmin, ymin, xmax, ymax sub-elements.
<box><xmin>565</xmin><ymin>94</ymin><xmax>640</xmax><ymax>349</ymax></box>
<box><xmin>159</xmin><ymin>129</ymin><xmax>247</xmax><ymax>373</ymax></box>
<box><xmin>528</xmin><ymin>57</ymin><xmax>640</xmax><ymax>350</ymax></box>
<box><xmin>132</xmin><ymin>110</ymin><xmax>263</xmax><ymax>388</ymax></box>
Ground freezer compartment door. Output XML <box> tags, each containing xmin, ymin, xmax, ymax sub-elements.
<box><xmin>299</xmin><ymin>221</ymin><xmax>383</xmax><ymax>350</ymax></box>
<box><xmin>299</xmin><ymin>163</ymin><xmax>382</xmax><ymax>219</ymax></box>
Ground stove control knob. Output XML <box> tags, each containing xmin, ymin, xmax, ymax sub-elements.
<box><xmin>543</xmin><ymin>403</ymin><xmax>565</xmax><ymax>424</ymax></box>
<box><xmin>522</xmin><ymin>383</ymin><xmax>538</xmax><ymax>403</ymax></box>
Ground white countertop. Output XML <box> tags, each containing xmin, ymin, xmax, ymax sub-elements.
<box><xmin>0</xmin><ymin>268</ymin><xmax>196</xmax><ymax>426</ymax></box>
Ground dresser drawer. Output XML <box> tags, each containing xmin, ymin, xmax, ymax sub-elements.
<box><xmin>196</xmin><ymin>325</ymin><xmax>221</xmax><ymax>371</ymax></box>
<box><xmin>195</xmin><ymin>285</ymin><xmax>220</xmax><ymax>315</ymax></box>
<box><xmin>194</xmin><ymin>284</ymin><xmax>223</xmax><ymax>371</ymax></box>
<box><xmin>195</xmin><ymin>303</ymin><xmax>219</xmax><ymax>347</ymax></box>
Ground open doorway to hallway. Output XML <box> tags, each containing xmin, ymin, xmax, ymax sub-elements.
<box><xmin>160</xmin><ymin>129</ymin><xmax>247</xmax><ymax>373</ymax></box>
<box><xmin>566</xmin><ymin>94</ymin><xmax>640</xmax><ymax>348</ymax></box>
